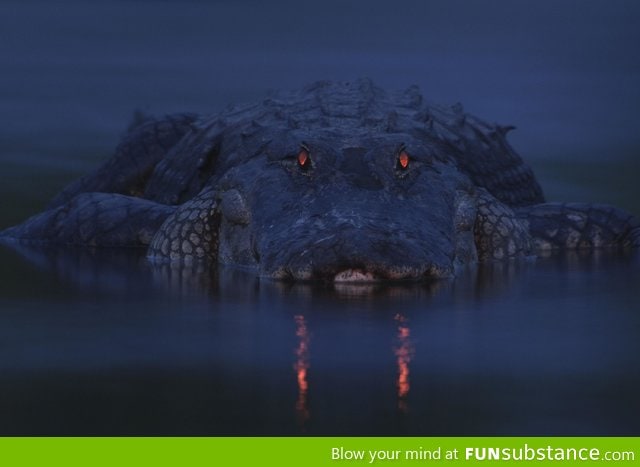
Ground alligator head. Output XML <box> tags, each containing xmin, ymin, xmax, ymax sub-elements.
<box><xmin>148</xmin><ymin>129</ymin><xmax>480</xmax><ymax>282</ymax></box>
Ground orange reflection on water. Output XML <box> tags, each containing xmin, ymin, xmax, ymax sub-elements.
<box><xmin>294</xmin><ymin>314</ymin><xmax>310</xmax><ymax>427</ymax></box>
<box><xmin>394</xmin><ymin>313</ymin><xmax>414</xmax><ymax>413</ymax></box>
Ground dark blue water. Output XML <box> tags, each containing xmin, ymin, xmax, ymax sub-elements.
<box><xmin>0</xmin><ymin>245</ymin><xmax>638</xmax><ymax>435</ymax></box>
<box><xmin>1</xmin><ymin>1</ymin><xmax>639</xmax><ymax>435</ymax></box>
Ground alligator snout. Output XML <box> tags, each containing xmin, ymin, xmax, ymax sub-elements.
<box><xmin>333</xmin><ymin>269</ymin><xmax>379</xmax><ymax>283</ymax></box>
<box><xmin>258</xmin><ymin>221</ymin><xmax>456</xmax><ymax>282</ymax></box>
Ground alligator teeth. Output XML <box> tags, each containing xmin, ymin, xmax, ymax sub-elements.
<box><xmin>333</xmin><ymin>269</ymin><xmax>378</xmax><ymax>283</ymax></box>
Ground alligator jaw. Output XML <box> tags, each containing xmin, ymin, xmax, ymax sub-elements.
<box><xmin>333</xmin><ymin>269</ymin><xmax>379</xmax><ymax>283</ymax></box>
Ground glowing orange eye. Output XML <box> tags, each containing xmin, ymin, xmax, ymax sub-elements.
<box><xmin>398</xmin><ymin>150</ymin><xmax>410</xmax><ymax>169</ymax></box>
<box><xmin>297</xmin><ymin>149</ymin><xmax>309</xmax><ymax>168</ymax></box>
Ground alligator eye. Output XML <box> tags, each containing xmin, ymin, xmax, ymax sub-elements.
<box><xmin>397</xmin><ymin>150</ymin><xmax>410</xmax><ymax>170</ymax></box>
<box><xmin>297</xmin><ymin>148</ymin><xmax>311</xmax><ymax>169</ymax></box>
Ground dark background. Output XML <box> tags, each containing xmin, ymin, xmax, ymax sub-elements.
<box><xmin>1</xmin><ymin>0</ymin><xmax>639</xmax><ymax>228</ymax></box>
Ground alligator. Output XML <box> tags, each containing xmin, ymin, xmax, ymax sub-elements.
<box><xmin>2</xmin><ymin>79</ymin><xmax>638</xmax><ymax>282</ymax></box>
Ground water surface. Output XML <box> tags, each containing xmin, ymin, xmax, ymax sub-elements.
<box><xmin>0</xmin><ymin>245</ymin><xmax>638</xmax><ymax>435</ymax></box>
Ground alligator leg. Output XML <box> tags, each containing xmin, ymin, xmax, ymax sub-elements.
<box><xmin>148</xmin><ymin>188</ymin><xmax>220</xmax><ymax>262</ymax></box>
<box><xmin>0</xmin><ymin>193</ymin><xmax>175</xmax><ymax>247</ymax></box>
<box><xmin>515</xmin><ymin>203</ymin><xmax>640</xmax><ymax>250</ymax></box>
<box><xmin>48</xmin><ymin>113</ymin><xmax>198</xmax><ymax>208</ymax></box>
<box><xmin>473</xmin><ymin>189</ymin><xmax>534</xmax><ymax>261</ymax></box>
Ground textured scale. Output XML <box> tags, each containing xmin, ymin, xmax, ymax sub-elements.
<box><xmin>68</xmin><ymin>79</ymin><xmax>543</xmax><ymax>209</ymax></box>
<box><xmin>1</xmin><ymin>79</ymin><xmax>637</xmax><ymax>282</ymax></box>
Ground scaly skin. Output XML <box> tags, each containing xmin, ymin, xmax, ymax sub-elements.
<box><xmin>1</xmin><ymin>79</ymin><xmax>638</xmax><ymax>281</ymax></box>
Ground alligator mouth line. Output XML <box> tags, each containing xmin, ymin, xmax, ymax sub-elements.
<box><xmin>333</xmin><ymin>269</ymin><xmax>380</xmax><ymax>283</ymax></box>
<box><xmin>267</xmin><ymin>262</ymin><xmax>453</xmax><ymax>283</ymax></box>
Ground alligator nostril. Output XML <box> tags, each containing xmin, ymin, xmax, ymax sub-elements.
<box><xmin>333</xmin><ymin>269</ymin><xmax>379</xmax><ymax>283</ymax></box>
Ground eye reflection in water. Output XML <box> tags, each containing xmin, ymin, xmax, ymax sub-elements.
<box><xmin>293</xmin><ymin>314</ymin><xmax>310</xmax><ymax>429</ymax></box>
<box><xmin>291</xmin><ymin>312</ymin><xmax>414</xmax><ymax>429</ymax></box>
<box><xmin>394</xmin><ymin>313</ymin><xmax>414</xmax><ymax>414</ymax></box>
